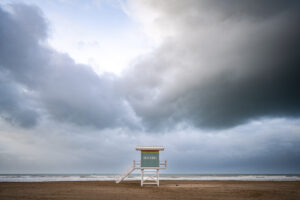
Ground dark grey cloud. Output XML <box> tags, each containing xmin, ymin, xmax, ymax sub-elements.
<box><xmin>123</xmin><ymin>0</ymin><xmax>300</xmax><ymax>130</ymax></box>
<box><xmin>170</xmin><ymin>119</ymin><xmax>300</xmax><ymax>174</ymax></box>
<box><xmin>0</xmin><ymin>72</ymin><xmax>39</xmax><ymax>127</ymax></box>
<box><xmin>0</xmin><ymin>1</ymin><xmax>300</xmax><ymax>131</ymax></box>
<box><xmin>0</xmin><ymin>4</ymin><xmax>136</xmax><ymax>129</ymax></box>
<box><xmin>1</xmin><ymin>119</ymin><xmax>299</xmax><ymax>173</ymax></box>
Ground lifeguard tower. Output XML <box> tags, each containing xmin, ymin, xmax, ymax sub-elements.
<box><xmin>116</xmin><ymin>146</ymin><xmax>167</xmax><ymax>186</ymax></box>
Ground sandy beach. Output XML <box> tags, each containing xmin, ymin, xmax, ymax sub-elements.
<box><xmin>0</xmin><ymin>180</ymin><xmax>300</xmax><ymax>200</ymax></box>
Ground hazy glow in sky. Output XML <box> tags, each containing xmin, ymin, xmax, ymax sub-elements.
<box><xmin>2</xmin><ymin>0</ymin><xmax>155</xmax><ymax>75</ymax></box>
<box><xmin>45</xmin><ymin>0</ymin><xmax>155</xmax><ymax>75</ymax></box>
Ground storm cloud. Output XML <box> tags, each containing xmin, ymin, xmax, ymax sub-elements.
<box><xmin>124</xmin><ymin>0</ymin><xmax>300</xmax><ymax>130</ymax></box>
<box><xmin>1</xmin><ymin>118</ymin><xmax>299</xmax><ymax>174</ymax></box>
<box><xmin>1</xmin><ymin>1</ymin><xmax>300</xmax><ymax>131</ymax></box>
<box><xmin>0</xmin><ymin>4</ymin><xmax>137</xmax><ymax>129</ymax></box>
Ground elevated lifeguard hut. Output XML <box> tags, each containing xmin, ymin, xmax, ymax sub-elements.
<box><xmin>116</xmin><ymin>146</ymin><xmax>167</xmax><ymax>186</ymax></box>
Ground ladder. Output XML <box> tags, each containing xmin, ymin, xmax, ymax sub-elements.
<box><xmin>115</xmin><ymin>162</ymin><xmax>136</xmax><ymax>183</ymax></box>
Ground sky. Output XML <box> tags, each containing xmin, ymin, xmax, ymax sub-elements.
<box><xmin>0</xmin><ymin>0</ymin><xmax>300</xmax><ymax>174</ymax></box>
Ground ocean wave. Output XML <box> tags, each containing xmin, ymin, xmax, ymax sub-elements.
<box><xmin>0</xmin><ymin>174</ymin><xmax>300</xmax><ymax>182</ymax></box>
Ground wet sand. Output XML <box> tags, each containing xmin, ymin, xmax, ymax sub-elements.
<box><xmin>0</xmin><ymin>180</ymin><xmax>300</xmax><ymax>200</ymax></box>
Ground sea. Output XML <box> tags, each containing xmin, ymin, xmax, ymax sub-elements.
<box><xmin>1</xmin><ymin>174</ymin><xmax>300</xmax><ymax>182</ymax></box>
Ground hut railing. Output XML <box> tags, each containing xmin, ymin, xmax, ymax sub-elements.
<box><xmin>134</xmin><ymin>160</ymin><xmax>167</xmax><ymax>169</ymax></box>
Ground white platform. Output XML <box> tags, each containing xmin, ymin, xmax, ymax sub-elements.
<box><xmin>116</xmin><ymin>160</ymin><xmax>167</xmax><ymax>187</ymax></box>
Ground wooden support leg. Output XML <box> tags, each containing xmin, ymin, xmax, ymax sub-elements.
<box><xmin>156</xmin><ymin>169</ymin><xmax>159</xmax><ymax>187</ymax></box>
<box><xmin>141</xmin><ymin>169</ymin><xmax>144</xmax><ymax>187</ymax></box>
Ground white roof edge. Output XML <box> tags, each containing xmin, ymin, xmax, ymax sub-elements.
<box><xmin>136</xmin><ymin>146</ymin><xmax>165</xmax><ymax>151</ymax></box>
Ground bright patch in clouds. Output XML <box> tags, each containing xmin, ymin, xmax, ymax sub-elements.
<box><xmin>3</xmin><ymin>0</ymin><xmax>155</xmax><ymax>75</ymax></box>
<box><xmin>47</xmin><ymin>2</ymin><xmax>154</xmax><ymax>75</ymax></box>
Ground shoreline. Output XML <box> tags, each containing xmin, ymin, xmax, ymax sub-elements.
<box><xmin>1</xmin><ymin>174</ymin><xmax>300</xmax><ymax>182</ymax></box>
<box><xmin>1</xmin><ymin>180</ymin><xmax>300</xmax><ymax>200</ymax></box>
<box><xmin>1</xmin><ymin>179</ymin><xmax>300</xmax><ymax>183</ymax></box>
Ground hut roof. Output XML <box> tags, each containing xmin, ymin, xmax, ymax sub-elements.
<box><xmin>136</xmin><ymin>146</ymin><xmax>165</xmax><ymax>151</ymax></box>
